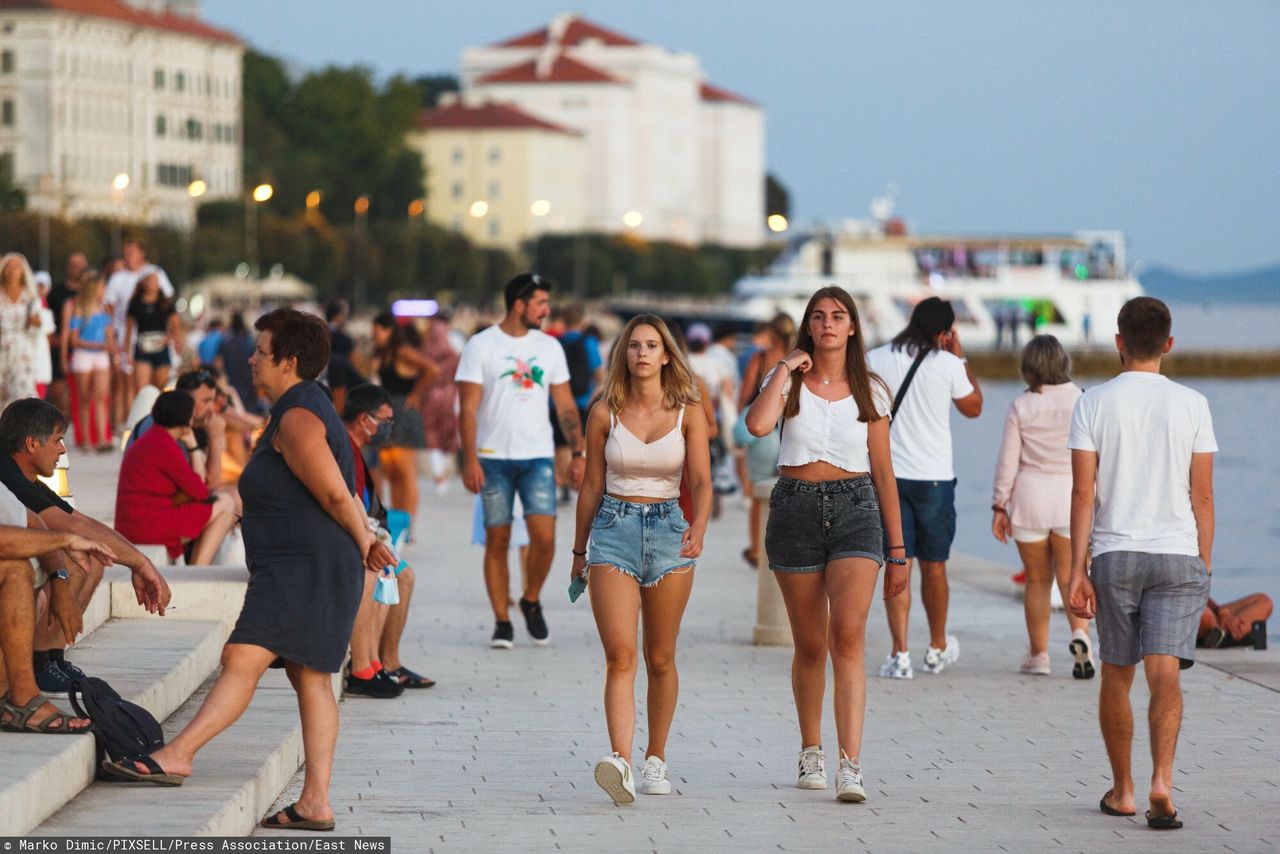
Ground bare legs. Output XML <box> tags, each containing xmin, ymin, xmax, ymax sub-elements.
<box><xmin>378</xmin><ymin>566</ymin><xmax>414</xmax><ymax>671</ymax></box>
<box><xmin>33</xmin><ymin>557</ymin><xmax>103</xmax><ymax>652</ymax></box>
<box><xmin>482</xmin><ymin>514</ymin><xmax>553</xmax><ymax>622</ymax></box>
<box><xmin>1097</xmin><ymin>656</ymin><xmax>1184</xmax><ymax>819</ymax></box>
<box><xmin>349</xmin><ymin>572</ymin><xmax>388</xmax><ymax>673</ymax></box>
<box><xmin>378</xmin><ymin>447</ymin><xmax>419</xmax><ymax>532</ymax></box>
<box><xmin>283</xmin><ymin>662</ymin><xmax>339</xmax><ymax>823</ymax></box>
<box><xmin>1017</xmin><ymin>533</ymin><xmax>1090</xmax><ymax>655</ymax></box>
<box><xmin>589</xmin><ymin>566</ymin><xmax>695</xmax><ymax>762</ymax></box>
<box><xmin>775</xmin><ymin>558</ymin><xmax>879</xmax><ymax>758</ymax></box>
<box><xmin>886</xmin><ymin>558</ymin><xmax>949</xmax><ymax>653</ymax></box>
<box><xmin>187</xmin><ymin>493</ymin><xmax>236</xmax><ymax>566</ymax></box>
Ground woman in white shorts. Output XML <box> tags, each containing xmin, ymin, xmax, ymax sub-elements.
<box><xmin>67</xmin><ymin>269</ymin><xmax>117</xmax><ymax>452</ymax></box>
<box><xmin>991</xmin><ymin>335</ymin><xmax>1095</xmax><ymax>677</ymax></box>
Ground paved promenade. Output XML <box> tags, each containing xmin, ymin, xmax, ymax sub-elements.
<box><xmin>240</xmin><ymin>480</ymin><xmax>1278</xmax><ymax>852</ymax></box>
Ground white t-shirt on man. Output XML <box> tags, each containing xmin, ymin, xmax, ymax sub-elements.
<box><xmin>1068</xmin><ymin>371</ymin><xmax>1217</xmax><ymax>557</ymax></box>
<box><xmin>866</xmin><ymin>344</ymin><xmax>973</xmax><ymax>481</ymax></box>
<box><xmin>456</xmin><ymin>325</ymin><xmax>570</xmax><ymax>460</ymax></box>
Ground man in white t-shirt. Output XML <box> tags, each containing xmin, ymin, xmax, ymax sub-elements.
<box><xmin>1067</xmin><ymin>297</ymin><xmax>1215</xmax><ymax>829</ymax></box>
<box><xmin>866</xmin><ymin>297</ymin><xmax>982</xmax><ymax>679</ymax></box>
<box><xmin>457</xmin><ymin>274</ymin><xmax>585</xmax><ymax>649</ymax></box>
<box><xmin>105</xmin><ymin>240</ymin><xmax>174</xmax><ymax>422</ymax></box>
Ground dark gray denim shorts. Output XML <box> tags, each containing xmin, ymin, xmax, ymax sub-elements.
<box><xmin>765</xmin><ymin>475</ymin><xmax>884</xmax><ymax>573</ymax></box>
<box><xmin>1092</xmin><ymin>551</ymin><xmax>1211</xmax><ymax>667</ymax></box>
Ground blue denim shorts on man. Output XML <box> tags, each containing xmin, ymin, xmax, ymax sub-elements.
<box><xmin>765</xmin><ymin>475</ymin><xmax>884</xmax><ymax>573</ymax></box>
<box><xmin>896</xmin><ymin>478</ymin><xmax>957</xmax><ymax>562</ymax></box>
<box><xmin>1092</xmin><ymin>551</ymin><xmax>1210</xmax><ymax>667</ymax></box>
<box><xmin>479</xmin><ymin>457</ymin><xmax>557</xmax><ymax>528</ymax></box>
<box><xmin>587</xmin><ymin>496</ymin><xmax>695</xmax><ymax>587</ymax></box>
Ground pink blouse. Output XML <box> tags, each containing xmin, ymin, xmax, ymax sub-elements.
<box><xmin>991</xmin><ymin>382</ymin><xmax>1082</xmax><ymax>530</ymax></box>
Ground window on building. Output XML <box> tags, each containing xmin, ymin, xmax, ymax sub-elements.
<box><xmin>489</xmin><ymin>218</ymin><xmax>500</xmax><ymax>238</ymax></box>
<box><xmin>452</xmin><ymin>147</ymin><xmax>464</xmax><ymax>165</ymax></box>
<box><xmin>488</xmin><ymin>181</ymin><xmax>500</xmax><ymax>199</ymax></box>
<box><xmin>488</xmin><ymin>147</ymin><xmax>501</xmax><ymax>164</ymax></box>
<box><xmin>186</xmin><ymin>118</ymin><xmax>202</xmax><ymax>140</ymax></box>
<box><xmin>1</xmin><ymin>100</ymin><xmax>13</xmax><ymax>127</ymax></box>
<box><xmin>1</xmin><ymin>50</ymin><xmax>14</xmax><ymax>74</ymax></box>
<box><xmin>451</xmin><ymin>181</ymin><xmax>463</xmax><ymax>200</ymax></box>
<box><xmin>156</xmin><ymin>115</ymin><xmax>166</xmax><ymax>137</ymax></box>
<box><xmin>175</xmin><ymin>71</ymin><xmax>185</xmax><ymax>92</ymax></box>
<box><xmin>154</xmin><ymin>68</ymin><xmax>165</xmax><ymax>88</ymax></box>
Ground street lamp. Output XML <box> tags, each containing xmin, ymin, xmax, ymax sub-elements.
<box><xmin>767</xmin><ymin>213</ymin><xmax>788</xmax><ymax>233</ymax></box>
<box><xmin>354</xmin><ymin>195</ymin><xmax>370</xmax><ymax>307</ymax></box>
<box><xmin>187</xmin><ymin>179</ymin><xmax>207</xmax><ymax>199</ymax></box>
<box><xmin>408</xmin><ymin>199</ymin><xmax>425</xmax><ymax>218</ymax></box>
<box><xmin>623</xmin><ymin>210</ymin><xmax>643</xmax><ymax>228</ymax></box>
<box><xmin>246</xmin><ymin>182</ymin><xmax>274</xmax><ymax>279</ymax></box>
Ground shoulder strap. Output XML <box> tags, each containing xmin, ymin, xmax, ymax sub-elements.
<box><xmin>891</xmin><ymin>349</ymin><xmax>930</xmax><ymax>420</ymax></box>
<box><xmin>677</xmin><ymin>405</ymin><xmax>685</xmax><ymax>429</ymax></box>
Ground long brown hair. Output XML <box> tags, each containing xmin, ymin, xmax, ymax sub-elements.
<box><xmin>782</xmin><ymin>285</ymin><xmax>887</xmax><ymax>423</ymax></box>
<box><xmin>600</xmin><ymin>314</ymin><xmax>700</xmax><ymax>414</ymax></box>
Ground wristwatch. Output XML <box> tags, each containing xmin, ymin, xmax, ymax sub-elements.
<box><xmin>572</xmin><ymin>450</ymin><xmax>586</xmax><ymax>459</ymax></box>
<box><xmin>50</xmin><ymin>568</ymin><xmax>70</xmax><ymax>582</ymax></box>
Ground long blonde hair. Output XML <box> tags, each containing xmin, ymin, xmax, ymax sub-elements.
<box><xmin>73</xmin><ymin>268</ymin><xmax>106</xmax><ymax>318</ymax></box>
<box><xmin>0</xmin><ymin>252</ymin><xmax>37</xmax><ymax>300</ymax></box>
<box><xmin>599</xmin><ymin>315</ymin><xmax>700</xmax><ymax>414</ymax></box>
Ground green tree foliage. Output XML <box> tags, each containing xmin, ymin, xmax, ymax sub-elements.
<box><xmin>766</xmin><ymin>173</ymin><xmax>790</xmax><ymax>219</ymax></box>
<box><xmin>0</xmin><ymin>154</ymin><xmax>27</xmax><ymax>212</ymax></box>
<box><xmin>413</xmin><ymin>74</ymin><xmax>461</xmax><ymax>108</ymax></box>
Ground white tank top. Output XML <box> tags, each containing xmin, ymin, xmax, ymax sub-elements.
<box><xmin>604</xmin><ymin>407</ymin><xmax>686</xmax><ymax>499</ymax></box>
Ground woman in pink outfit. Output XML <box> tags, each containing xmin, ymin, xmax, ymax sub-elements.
<box><xmin>991</xmin><ymin>335</ymin><xmax>1095</xmax><ymax>678</ymax></box>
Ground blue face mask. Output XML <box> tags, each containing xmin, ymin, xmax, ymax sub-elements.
<box><xmin>368</xmin><ymin>416</ymin><xmax>393</xmax><ymax>446</ymax></box>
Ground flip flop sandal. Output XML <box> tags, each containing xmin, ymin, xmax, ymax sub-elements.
<box><xmin>387</xmin><ymin>667</ymin><xmax>435</xmax><ymax>689</ymax></box>
<box><xmin>1146</xmin><ymin>810</ymin><xmax>1182</xmax><ymax>830</ymax></box>
<box><xmin>0</xmin><ymin>693</ymin><xmax>94</xmax><ymax>735</ymax></box>
<box><xmin>101</xmin><ymin>755</ymin><xmax>185</xmax><ymax>786</ymax></box>
<box><xmin>1098</xmin><ymin>789</ymin><xmax>1135</xmax><ymax>817</ymax></box>
<box><xmin>260</xmin><ymin>803</ymin><xmax>335</xmax><ymax>832</ymax></box>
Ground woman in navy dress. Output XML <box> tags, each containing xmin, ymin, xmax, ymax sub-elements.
<box><xmin>104</xmin><ymin>309</ymin><xmax>395</xmax><ymax>833</ymax></box>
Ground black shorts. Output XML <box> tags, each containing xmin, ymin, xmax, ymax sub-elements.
<box><xmin>133</xmin><ymin>348</ymin><xmax>170</xmax><ymax>369</ymax></box>
<box><xmin>766</xmin><ymin>475</ymin><xmax>884</xmax><ymax>573</ymax></box>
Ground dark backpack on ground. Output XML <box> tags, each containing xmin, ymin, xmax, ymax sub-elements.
<box><xmin>68</xmin><ymin>675</ymin><xmax>165</xmax><ymax>774</ymax></box>
<box><xmin>560</xmin><ymin>333</ymin><xmax>592</xmax><ymax>400</ymax></box>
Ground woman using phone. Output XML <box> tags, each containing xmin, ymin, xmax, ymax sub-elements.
<box><xmin>571</xmin><ymin>314</ymin><xmax>711</xmax><ymax>805</ymax></box>
<box><xmin>745</xmin><ymin>285</ymin><xmax>908</xmax><ymax>803</ymax></box>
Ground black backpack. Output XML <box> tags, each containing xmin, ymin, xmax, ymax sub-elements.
<box><xmin>561</xmin><ymin>334</ymin><xmax>592</xmax><ymax>400</ymax></box>
<box><xmin>68</xmin><ymin>675</ymin><xmax>165</xmax><ymax>771</ymax></box>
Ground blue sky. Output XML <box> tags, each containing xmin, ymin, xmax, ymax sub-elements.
<box><xmin>204</xmin><ymin>1</ymin><xmax>1279</xmax><ymax>274</ymax></box>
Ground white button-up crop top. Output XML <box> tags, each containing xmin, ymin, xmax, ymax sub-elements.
<box><xmin>768</xmin><ymin>368</ymin><xmax>891</xmax><ymax>473</ymax></box>
<box><xmin>604</xmin><ymin>407</ymin><xmax>686</xmax><ymax>499</ymax></box>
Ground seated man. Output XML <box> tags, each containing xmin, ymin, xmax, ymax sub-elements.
<box><xmin>116</xmin><ymin>392</ymin><xmax>236</xmax><ymax>566</ymax></box>
<box><xmin>0</xmin><ymin>492</ymin><xmax>115</xmax><ymax>733</ymax></box>
<box><xmin>1198</xmin><ymin>594</ymin><xmax>1272</xmax><ymax>648</ymax></box>
<box><xmin>342</xmin><ymin>384</ymin><xmax>433</xmax><ymax>695</ymax></box>
<box><xmin>0</xmin><ymin>399</ymin><xmax>171</xmax><ymax>692</ymax></box>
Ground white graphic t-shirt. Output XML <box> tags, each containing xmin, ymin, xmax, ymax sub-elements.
<box><xmin>456</xmin><ymin>325</ymin><xmax>570</xmax><ymax>460</ymax></box>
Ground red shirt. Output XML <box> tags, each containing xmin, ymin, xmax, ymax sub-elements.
<box><xmin>114</xmin><ymin>424</ymin><xmax>212</xmax><ymax>557</ymax></box>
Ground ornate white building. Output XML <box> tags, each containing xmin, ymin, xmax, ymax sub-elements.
<box><xmin>0</xmin><ymin>0</ymin><xmax>242</xmax><ymax>229</ymax></box>
<box><xmin>458</xmin><ymin>14</ymin><xmax>765</xmax><ymax>247</ymax></box>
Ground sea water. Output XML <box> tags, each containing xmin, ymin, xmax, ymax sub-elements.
<box><xmin>952</xmin><ymin>376</ymin><xmax>1279</xmax><ymax>615</ymax></box>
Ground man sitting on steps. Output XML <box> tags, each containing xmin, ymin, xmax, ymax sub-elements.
<box><xmin>0</xmin><ymin>399</ymin><xmax>171</xmax><ymax>694</ymax></box>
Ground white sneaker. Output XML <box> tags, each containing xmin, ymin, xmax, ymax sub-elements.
<box><xmin>637</xmin><ymin>755</ymin><xmax>671</xmax><ymax>795</ymax></box>
<box><xmin>921</xmin><ymin>635</ymin><xmax>960</xmax><ymax>673</ymax></box>
<box><xmin>1019</xmin><ymin>650</ymin><xmax>1051</xmax><ymax>676</ymax></box>
<box><xmin>594</xmin><ymin>753</ymin><xmax>636</xmax><ymax>805</ymax></box>
<box><xmin>878</xmin><ymin>651</ymin><xmax>914</xmax><ymax>679</ymax></box>
<box><xmin>836</xmin><ymin>755</ymin><xmax>866</xmax><ymax>803</ymax></box>
<box><xmin>1069</xmin><ymin>629</ymin><xmax>1096</xmax><ymax>680</ymax></box>
<box><xmin>797</xmin><ymin>745</ymin><xmax>827</xmax><ymax>789</ymax></box>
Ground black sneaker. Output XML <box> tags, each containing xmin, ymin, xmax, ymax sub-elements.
<box><xmin>35</xmin><ymin>659</ymin><xmax>72</xmax><ymax>695</ymax></box>
<box><xmin>58</xmin><ymin>658</ymin><xmax>87</xmax><ymax>683</ymax></box>
<box><xmin>345</xmin><ymin>669</ymin><xmax>405</xmax><ymax>698</ymax></box>
<box><xmin>491</xmin><ymin>620</ymin><xmax>514</xmax><ymax>650</ymax></box>
<box><xmin>519</xmin><ymin>598</ymin><xmax>550</xmax><ymax>646</ymax></box>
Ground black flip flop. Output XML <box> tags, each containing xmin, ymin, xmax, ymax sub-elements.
<box><xmin>260</xmin><ymin>803</ymin><xmax>335</xmax><ymax>832</ymax></box>
<box><xmin>101</xmin><ymin>755</ymin><xmax>185</xmax><ymax>786</ymax></box>
<box><xmin>1146</xmin><ymin>810</ymin><xmax>1182</xmax><ymax>830</ymax></box>
<box><xmin>1099</xmin><ymin>789</ymin><xmax>1136</xmax><ymax>817</ymax></box>
<box><xmin>387</xmin><ymin>666</ymin><xmax>435</xmax><ymax>689</ymax></box>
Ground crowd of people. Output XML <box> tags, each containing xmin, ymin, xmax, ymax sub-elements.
<box><xmin>0</xmin><ymin>246</ymin><xmax>1270</xmax><ymax>832</ymax></box>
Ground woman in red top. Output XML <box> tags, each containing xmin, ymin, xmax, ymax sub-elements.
<box><xmin>115</xmin><ymin>391</ymin><xmax>236</xmax><ymax>564</ymax></box>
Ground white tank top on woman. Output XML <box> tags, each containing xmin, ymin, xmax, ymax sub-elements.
<box><xmin>767</xmin><ymin>368</ymin><xmax>891</xmax><ymax>473</ymax></box>
<box><xmin>604</xmin><ymin>406</ymin><xmax>686</xmax><ymax>499</ymax></box>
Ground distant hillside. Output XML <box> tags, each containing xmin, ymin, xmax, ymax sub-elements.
<box><xmin>1140</xmin><ymin>264</ymin><xmax>1280</xmax><ymax>304</ymax></box>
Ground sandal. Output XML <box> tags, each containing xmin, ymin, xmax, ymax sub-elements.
<box><xmin>386</xmin><ymin>666</ymin><xmax>435</xmax><ymax>689</ymax></box>
<box><xmin>260</xmin><ymin>803</ymin><xmax>335</xmax><ymax>832</ymax></box>
<box><xmin>1098</xmin><ymin>788</ymin><xmax>1135</xmax><ymax>816</ymax></box>
<box><xmin>741</xmin><ymin>548</ymin><xmax>759</xmax><ymax>568</ymax></box>
<box><xmin>100</xmin><ymin>754</ymin><xmax>185</xmax><ymax>786</ymax></box>
<box><xmin>0</xmin><ymin>693</ymin><xmax>93</xmax><ymax>734</ymax></box>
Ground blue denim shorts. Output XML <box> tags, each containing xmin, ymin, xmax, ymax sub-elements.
<box><xmin>479</xmin><ymin>457</ymin><xmax>557</xmax><ymax>527</ymax></box>
<box><xmin>896</xmin><ymin>477</ymin><xmax>957</xmax><ymax>562</ymax></box>
<box><xmin>765</xmin><ymin>475</ymin><xmax>884</xmax><ymax>573</ymax></box>
<box><xmin>587</xmin><ymin>496</ymin><xmax>695</xmax><ymax>587</ymax></box>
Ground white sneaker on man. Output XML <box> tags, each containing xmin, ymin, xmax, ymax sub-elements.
<box><xmin>797</xmin><ymin>745</ymin><xmax>826</xmax><ymax>789</ymax></box>
<box><xmin>921</xmin><ymin>635</ymin><xmax>960</xmax><ymax>674</ymax></box>
<box><xmin>1069</xmin><ymin>628</ymin><xmax>1096</xmax><ymax>679</ymax></box>
<box><xmin>594</xmin><ymin>753</ymin><xmax>636</xmax><ymax>805</ymax></box>
<box><xmin>637</xmin><ymin>755</ymin><xmax>671</xmax><ymax>795</ymax></box>
<box><xmin>878</xmin><ymin>651</ymin><xmax>914</xmax><ymax>679</ymax></box>
<box><xmin>836</xmin><ymin>755</ymin><xmax>866</xmax><ymax>803</ymax></box>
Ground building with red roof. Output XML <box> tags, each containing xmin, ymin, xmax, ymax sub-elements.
<box><xmin>0</xmin><ymin>0</ymin><xmax>243</xmax><ymax>230</ymax></box>
<box><xmin>456</xmin><ymin>13</ymin><xmax>765</xmax><ymax>248</ymax></box>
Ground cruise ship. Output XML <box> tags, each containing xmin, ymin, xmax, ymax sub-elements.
<box><xmin>732</xmin><ymin>219</ymin><xmax>1144</xmax><ymax>349</ymax></box>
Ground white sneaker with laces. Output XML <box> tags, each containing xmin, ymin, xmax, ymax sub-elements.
<box><xmin>594</xmin><ymin>753</ymin><xmax>636</xmax><ymax>805</ymax></box>
<box><xmin>921</xmin><ymin>635</ymin><xmax>960</xmax><ymax>673</ymax></box>
<box><xmin>637</xmin><ymin>755</ymin><xmax>671</xmax><ymax>795</ymax></box>
<box><xmin>878</xmin><ymin>651</ymin><xmax>914</xmax><ymax>679</ymax></box>
<box><xmin>836</xmin><ymin>755</ymin><xmax>866</xmax><ymax>803</ymax></box>
<box><xmin>797</xmin><ymin>745</ymin><xmax>827</xmax><ymax>789</ymax></box>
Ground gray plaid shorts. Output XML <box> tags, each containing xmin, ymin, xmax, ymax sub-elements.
<box><xmin>1091</xmin><ymin>551</ymin><xmax>1210</xmax><ymax>667</ymax></box>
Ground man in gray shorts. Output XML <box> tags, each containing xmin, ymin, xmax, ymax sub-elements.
<box><xmin>1067</xmin><ymin>297</ymin><xmax>1216</xmax><ymax>831</ymax></box>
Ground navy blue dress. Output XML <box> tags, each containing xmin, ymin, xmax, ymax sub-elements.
<box><xmin>228</xmin><ymin>380</ymin><xmax>361</xmax><ymax>672</ymax></box>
